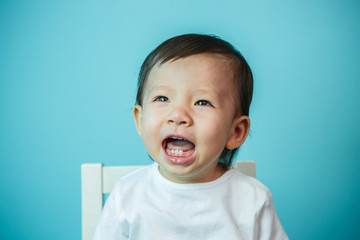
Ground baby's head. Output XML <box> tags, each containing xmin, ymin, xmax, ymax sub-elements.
<box><xmin>134</xmin><ymin>34</ymin><xmax>253</xmax><ymax>183</ymax></box>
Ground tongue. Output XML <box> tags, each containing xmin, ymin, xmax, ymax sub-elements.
<box><xmin>167</xmin><ymin>140</ymin><xmax>195</xmax><ymax>151</ymax></box>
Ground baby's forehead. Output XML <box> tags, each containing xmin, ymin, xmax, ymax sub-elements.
<box><xmin>152</xmin><ymin>53</ymin><xmax>237</xmax><ymax>80</ymax></box>
<box><xmin>145</xmin><ymin>53</ymin><xmax>239</xmax><ymax>94</ymax></box>
<box><xmin>161</xmin><ymin>53</ymin><xmax>237</xmax><ymax>69</ymax></box>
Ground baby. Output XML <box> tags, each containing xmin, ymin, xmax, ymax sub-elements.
<box><xmin>94</xmin><ymin>34</ymin><xmax>288</xmax><ymax>239</ymax></box>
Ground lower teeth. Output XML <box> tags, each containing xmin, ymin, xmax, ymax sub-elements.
<box><xmin>171</xmin><ymin>149</ymin><xmax>183</xmax><ymax>155</ymax></box>
<box><xmin>168</xmin><ymin>149</ymin><xmax>185</xmax><ymax>156</ymax></box>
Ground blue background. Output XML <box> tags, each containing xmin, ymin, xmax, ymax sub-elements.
<box><xmin>1</xmin><ymin>0</ymin><xmax>359</xmax><ymax>239</ymax></box>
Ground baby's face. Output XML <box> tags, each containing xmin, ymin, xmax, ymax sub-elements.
<box><xmin>134</xmin><ymin>53</ymin><xmax>247</xmax><ymax>183</ymax></box>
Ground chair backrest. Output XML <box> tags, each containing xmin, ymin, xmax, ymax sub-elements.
<box><xmin>81</xmin><ymin>161</ymin><xmax>256</xmax><ymax>240</ymax></box>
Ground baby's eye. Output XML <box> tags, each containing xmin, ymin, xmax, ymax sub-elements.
<box><xmin>195</xmin><ymin>100</ymin><xmax>212</xmax><ymax>106</ymax></box>
<box><xmin>154</xmin><ymin>96</ymin><xmax>169</xmax><ymax>102</ymax></box>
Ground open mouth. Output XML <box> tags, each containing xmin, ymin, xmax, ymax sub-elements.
<box><xmin>162</xmin><ymin>136</ymin><xmax>196</xmax><ymax>164</ymax></box>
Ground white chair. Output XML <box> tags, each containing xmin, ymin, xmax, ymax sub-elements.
<box><xmin>81</xmin><ymin>161</ymin><xmax>256</xmax><ymax>240</ymax></box>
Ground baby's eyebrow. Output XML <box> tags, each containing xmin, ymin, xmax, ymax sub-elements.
<box><xmin>194</xmin><ymin>88</ymin><xmax>215</xmax><ymax>94</ymax></box>
<box><xmin>193</xmin><ymin>88</ymin><xmax>221</xmax><ymax>98</ymax></box>
<box><xmin>148</xmin><ymin>85</ymin><xmax>173</xmax><ymax>95</ymax></box>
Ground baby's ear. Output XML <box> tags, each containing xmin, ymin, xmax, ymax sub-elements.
<box><xmin>133</xmin><ymin>105</ymin><xmax>143</xmax><ymax>136</ymax></box>
<box><xmin>226</xmin><ymin>115</ymin><xmax>250</xmax><ymax>149</ymax></box>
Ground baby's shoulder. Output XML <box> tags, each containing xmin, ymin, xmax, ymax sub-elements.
<box><xmin>111</xmin><ymin>164</ymin><xmax>153</xmax><ymax>195</ymax></box>
<box><xmin>227</xmin><ymin>170</ymin><xmax>272</xmax><ymax>200</ymax></box>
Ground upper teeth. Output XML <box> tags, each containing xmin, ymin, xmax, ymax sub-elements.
<box><xmin>171</xmin><ymin>137</ymin><xmax>184</xmax><ymax>140</ymax></box>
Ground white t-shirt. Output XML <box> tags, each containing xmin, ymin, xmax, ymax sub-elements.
<box><xmin>94</xmin><ymin>163</ymin><xmax>288</xmax><ymax>240</ymax></box>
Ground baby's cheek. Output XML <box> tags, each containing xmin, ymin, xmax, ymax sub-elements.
<box><xmin>202</xmin><ymin>126</ymin><xmax>227</xmax><ymax>146</ymax></box>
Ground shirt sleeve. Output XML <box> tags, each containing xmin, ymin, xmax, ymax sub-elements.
<box><xmin>93</xmin><ymin>189</ymin><xmax>129</xmax><ymax>240</ymax></box>
<box><xmin>255</xmin><ymin>192</ymin><xmax>289</xmax><ymax>240</ymax></box>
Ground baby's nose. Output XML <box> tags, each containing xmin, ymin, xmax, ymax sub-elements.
<box><xmin>167</xmin><ymin>106</ymin><xmax>193</xmax><ymax>126</ymax></box>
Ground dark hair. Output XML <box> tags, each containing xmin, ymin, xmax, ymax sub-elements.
<box><xmin>136</xmin><ymin>33</ymin><xmax>253</xmax><ymax>169</ymax></box>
